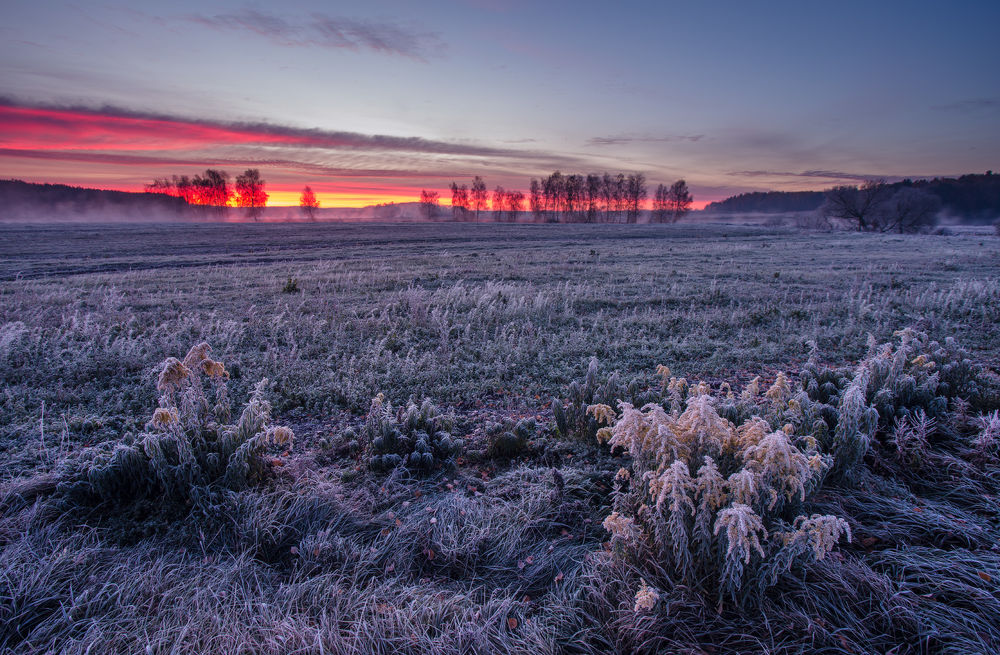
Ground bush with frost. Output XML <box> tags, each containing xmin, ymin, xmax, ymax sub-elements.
<box><xmin>594</xmin><ymin>390</ymin><xmax>847</xmax><ymax>603</ymax></box>
<box><xmin>54</xmin><ymin>343</ymin><xmax>293</xmax><ymax>506</ymax></box>
<box><xmin>973</xmin><ymin>410</ymin><xmax>1000</xmax><ymax>461</ymax></box>
<box><xmin>807</xmin><ymin>329</ymin><xmax>1000</xmax><ymax>480</ymax></box>
<box><xmin>486</xmin><ymin>417</ymin><xmax>536</xmax><ymax>458</ymax></box>
<box><xmin>362</xmin><ymin>394</ymin><xmax>461</xmax><ymax>473</ymax></box>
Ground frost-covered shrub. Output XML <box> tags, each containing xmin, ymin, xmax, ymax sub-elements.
<box><xmin>552</xmin><ymin>357</ymin><xmax>657</xmax><ymax>442</ymax></box>
<box><xmin>593</xmin><ymin>390</ymin><xmax>846</xmax><ymax>603</ymax></box>
<box><xmin>362</xmin><ymin>394</ymin><xmax>461</xmax><ymax>473</ymax></box>
<box><xmin>55</xmin><ymin>343</ymin><xmax>293</xmax><ymax>506</ymax></box>
<box><xmin>486</xmin><ymin>417</ymin><xmax>535</xmax><ymax>458</ymax></box>
<box><xmin>811</xmin><ymin>329</ymin><xmax>1000</xmax><ymax>480</ymax></box>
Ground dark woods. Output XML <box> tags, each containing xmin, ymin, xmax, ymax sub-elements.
<box><xmin>706</xmin><ymin>172</ymin><xmax>1000</xmax><ymax>226</ymax></box>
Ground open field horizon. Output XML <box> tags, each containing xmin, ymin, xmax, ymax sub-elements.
<box><xmin>2</xmin><ymin>222</ymin><xmax>1000</xmax><ymax>653</ymax></box>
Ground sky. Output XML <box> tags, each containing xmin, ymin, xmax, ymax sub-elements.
<box><xmin>1</xmin><ymin>0</ymin><xmax>998</xmax><ymax>208</ymax></box>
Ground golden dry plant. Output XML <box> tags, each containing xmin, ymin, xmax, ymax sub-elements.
<box><xmin>593</xmin><ymin>377</ymin><xmax>849</xmax><ymax>603</ymax></box>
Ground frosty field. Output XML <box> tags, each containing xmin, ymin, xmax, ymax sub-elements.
<box><xmin>1</xmin><ymin>221</ymin><xmax>999</xmax><ymax>654</ymax></box>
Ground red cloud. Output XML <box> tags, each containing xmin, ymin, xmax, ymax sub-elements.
<box><xmin>0</xmin><ymin>105</ymin><xmax>308</xmax><ymax>151</ymax></box>
<box><xmin>0</xmin><ymin>99</ymin><xmax>520</xmax><ymax>156</ymax></box>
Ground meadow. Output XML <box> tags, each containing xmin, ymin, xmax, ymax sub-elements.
<box><xmin>1</xmin><ymin>221</ymin><xmax>999</xmax><ymax>654</ymax></box>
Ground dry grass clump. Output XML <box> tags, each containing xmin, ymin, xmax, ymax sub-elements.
<box><xmin>583</xmin><ymin>328</ymin><xmax>1000</xmax><ymax>652</ymax></box>
<box><xmin>972</xmin><ymin>410</ymin><xmax>1000</xmax><ymax>463</ymax></box>
<box><xmin>594</xmin><ymin>388</ymin><xmax>846</xmax><ymax>602</ymax></box>
<box><xmin>28</xmin><ymin>343</ymin><xmax>292</xmax><ymax>510</ymax></box>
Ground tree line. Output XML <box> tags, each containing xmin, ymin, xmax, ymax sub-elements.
<box><xmin>420</xmin><ymin>172</ymin><xmax>692</xmax><ymax>223</ymax></box>
<box><xmin>706</xmin><ymin>172</ymin><xmax>1000</xmax><ymax>224</ymax></box>
<box><xmin>147</xmin><ymin>169</ymin><xmax>268</xmax><ymax>219</ymax></box>
<box><xmin>704</xmin><ymin>190</ymin><xmax>825</xmax><ymax>214</ymax></box>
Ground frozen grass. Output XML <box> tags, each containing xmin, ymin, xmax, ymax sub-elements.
<box><xmin>1</xmin><ymin>222</ymin><xmax>999</xmax><ymax>653</ymax></box>
<box><xmin>2</xmin><ymin>222</ymin><xmax>998</xmax><ymax>473</ymax></box>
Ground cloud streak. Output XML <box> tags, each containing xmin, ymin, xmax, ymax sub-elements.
<box><xmin>0</xmin><ymin>98</ymin><xmax>520</xmax><ymax>158</ymax></box>
<box><xmin>728</xmin><ymin>169</ymin><xmax>900</xmax><ymax>183</ymax></box>
<box><xmin>185</xmin><ymin>9</ymin><xmax>442</xmax><ymax>60</ymax></box>
<box><xmin>586</xmin><ymin>134</ymin><xmax>704</xmax><ymax>146</ymax></box>
<box><xmin>0</xmin><ymin>98</ymin><xmax>596</xmax><ymax>202</ymax></box>
<box><xmin>0</xmin><ymin>148</ymin><xmax>466</xmax><ymax>179</ymax></box>
<box><xmin>932</xmin><ymin>97</ymin><xmax>1000</xmax><ymax>113</ymax></box>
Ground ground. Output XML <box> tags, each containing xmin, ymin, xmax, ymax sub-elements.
<box><xmin>1</xmin><ymin>221</ymin><xmax>999</xmax><ymax>654</ymax></box>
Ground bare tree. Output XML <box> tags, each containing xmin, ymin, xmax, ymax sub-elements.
<box><xmin>492</xmin><ymin>185</ymin><xmax>506</xmax><ymax>221</ymax></box>
<box><xmin>173</xmin><ymin>175</ymin><xmax>196</xmax><ymax>204</ymax></box>
<box><xmin>652</xmin><ymin>184</ymin><xmax>669</xmax><ymax>223</ymax></box>
<box><xmin>625</xmin><ymin>174</ymin><xmax>646</xmax><ymax>223</ymax></box>
<box><xmin>419</xmin><ymin>190</ymin><xmax>440</xmax><ymax>219</ymax></box>
<box><xmin>235</xmin><ymin>169</ymin><xmax>268</xmax><ymax>221</ymax></box>
<box><xmin>529</xmin><ymin>179</ymin><xmax>543</xmax><ymax>222</ymax></box>
<box><xmin>546</xmin><ymin>171</ymin><xmax>565</xmax><ymax>222</ymax></box>
<box><xmin>879</xmin><ymin>187</ymin><xmax>940</xmax><ymax>233</ymax></box>
<box><xmin>449</xmin><ymin>182</ymin><xmax>469</xmax><ymax>221</ymax></box>
<box><xmin>666</xmin><ymin>179</ymin><xmax>693</xmax><ymax>222</ymax></box>
<box><xmin>299</xmin><ymin>185</ymin><xmax>320</xmax><ymax>221</ymax></box>
<box><xmin>821</xmin><ymin>179</ymin><xmax>893</xmax><ymax>231</ymax></box>
<box><xmin>470</xmin><ymin>176</ymin><xmax>488</xmax><ymax>220</ymax></box>
<box><xmin>193</xmin><ymin>169</ymin><xmax>232</xmax><ymax>216</ymax></box>
<box><xmin>586</xmin><ymin>174</ymin><xmax>601</xmax><ymax>223</ymax></box>
<box><xmin>505</xmin><ymin>189</ymin><xmax>525</xmax><ymax>222</ymax></box>
<box><xmin>613</xmin><ymin>174</ymin><xmax>627</xmax><ymax>222</ymax></box>
<box><xmin>601</xmin><ymin>173</ymin><xmax>615</xmax><ymax>222</ymax></box>
<box><xmin>564</xmin><ymin>174</ymin><xmax>583</xmax><ymax>222</ymax></box>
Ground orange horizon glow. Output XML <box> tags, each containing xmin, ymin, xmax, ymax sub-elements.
<box><xmin>1</xmin><ymin>99</ymin><xmax>722</xmax><ymax>209</ymax></box>
<box><xmin>154</xmin><ymin>187</ymin><xmax>714</xmax><ymax>210</ymax></box>
<box><xmin>42</xmin><ymin>181</ymin><xmax>714</xmax><ymax>211</ymax></box>
<box><xmin>264</xmin><ymin>188</ymin><xmax>421</xmax><ymax>207</ymax></box>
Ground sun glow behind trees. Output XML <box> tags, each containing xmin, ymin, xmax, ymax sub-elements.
<box><xmin>0</xmin><ymin>98</ymin><xmax>717</xmax><ymax>212</ymax></box>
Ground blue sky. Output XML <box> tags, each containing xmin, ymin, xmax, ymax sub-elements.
<box><xmin>1</xmin><ymin>0</ymin><xmax>997</xmax><ymax>205</ymax></box>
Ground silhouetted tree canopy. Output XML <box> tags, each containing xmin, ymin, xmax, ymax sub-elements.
<box><xmin>234</xmin><ymin>169</ymin><xmax>268</xmax><ymax>220</ymax></box>
<box><xmin>299</xmin><ymin>185</ymin><xmax>319</xmax><ymax>221</ymax></box>
<box><xmin>470</xmin><ymin>177</ymin><xmax>488</xmax><ymax>220</ymax></box>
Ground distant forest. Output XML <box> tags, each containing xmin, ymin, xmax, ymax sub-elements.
<box><xmin>0</xmin><ymin>179</ymin><xmax>198</xmax><ymax>220</ymax></box>
<box><xmin>706</xmin><ymin>172</ymin><xmax>1000</xmax><ymax>221</ymax></box>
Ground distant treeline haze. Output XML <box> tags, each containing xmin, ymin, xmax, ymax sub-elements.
<box><xmin>429</xmin><ymin>173</ymin><xmax>692</xmax><ymax>223</ymax></box>
<box><xmin>706</xmin><ymin>172</ymin><xmax>1000</xmax><ymax>222</ymax></box>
